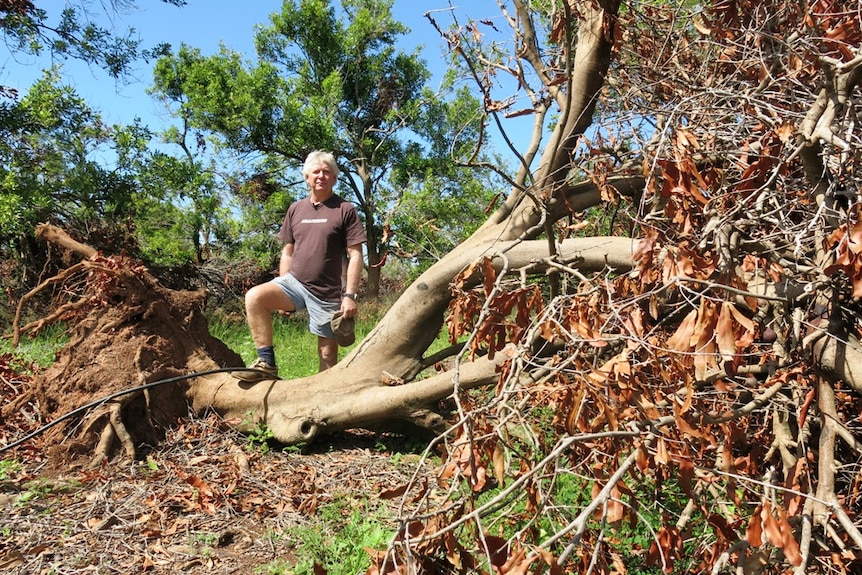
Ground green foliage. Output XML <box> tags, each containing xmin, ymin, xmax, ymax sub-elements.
<box><xmin>386</xmin><ymin>169</ymin><xmax>500</xmax><ymax>273</ymax></box>
<box><xmin>285</xmin><ymin>497</ymin><xmax>390</xmax><ymax>575</ymax></box>
<box><xmin>0</xmin><ymin>69</ymin><xmax>136</xmax><ymax>246</ymax></box>
<box><xmin>0</xmin><ymin>69</ymin><xmax>166</xmax><ymax>309</ymax></box>
<box><xmin>245</xmin><ymin>420</ymin><xmax>276</xmax><ymax>454</ymax></box>
<box><xmin>0</xmin><ymin>1</ymin><xmax>180</xmax><ymax>79</ymax></box>
<box><xmin>0</xmin><ymin>459</ymin><xmax>20</xmax><ymax>482</ymax></box>
<box><xmin>0</xmin><ymin>322</ymin><xmax>69</xmax><ymax>369</ymax></box>
<box><xmin>188</xmin><ymin>531</ymin><xmax>220</xmax><ymax>558</ymax></box>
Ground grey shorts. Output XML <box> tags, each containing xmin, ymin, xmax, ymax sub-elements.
<box><xmin>271</xmin><ymin>273</ymin><xmax>339</xmax><ymax>339</ymax></box>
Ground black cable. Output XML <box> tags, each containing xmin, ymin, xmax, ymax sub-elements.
<box><xmin>0</xmin><ymin>366</ymin><xmax>263</xmax><ymax>454</ymax></box>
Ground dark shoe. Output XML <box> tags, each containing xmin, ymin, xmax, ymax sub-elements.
<box><xmin>233</xmin><ymin>358</ymin><xmax>279</xmax><ymax>383</ymax></box>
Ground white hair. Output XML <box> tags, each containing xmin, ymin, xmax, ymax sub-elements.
<box><xmin>301</xmin><ymin>150</ymin><xmax>340</xmax><ymax>178</ymax></box>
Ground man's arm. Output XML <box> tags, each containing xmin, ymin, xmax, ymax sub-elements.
<box><xmin>341</xmin><ymin>243</ymin><xmax>364</xmax><ymax>318</ymax></box>
<box><xmin>279</xmin><ymin>243</ymin><xmax>294</xmax><ymax>277</ymax></box>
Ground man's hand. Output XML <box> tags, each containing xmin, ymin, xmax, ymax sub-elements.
<box><xmin>341</xmin><ymin>296</ymin><xmax>358</xmax><ymax>319</ymax></box>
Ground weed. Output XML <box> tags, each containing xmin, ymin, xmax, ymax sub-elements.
<box><xmin>0</xmin><ymin>322</ymin><xmax>69</xmax><ymax>368</ymax></box>
<box><xmin>0</xmin><ymin>459</ymin><xmax>21</xmax><ymax>481</ymax></box>
<box><xmin>189</xmin><ymin>531</ymin><xmax>220</xmax><ymax>558</ymax></box>
<box><xmin>287</xmin><ymin>497</ymin><xmax>392</xmax><ymax>575</ymax></box>
<box><xmin>13</xmin><ymin>478</ymin><xmax>59</xmax><ymax>508</ymax></box>
<box><xmin>261</xmin><ymin>527</ymin><xmax>286</xmax><ymax>546</ymax></box>
<box><xmin>246</xmin><ymin>421</ymin><xmax>275</xmax><ymax>454</ymax></box>
<box><xmin>254</xmin><ymin>559</ymin><xmax>293</xmax><ymax>575</ymax></box>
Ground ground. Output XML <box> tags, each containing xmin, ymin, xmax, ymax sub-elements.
<box><xmin>0</xmin><ymin>354</ymin><xmax>431</xmax><ymax>574</ymax></box>
<box><xmin>0</xmin><ymin>242</ymin><xmax>439</xmax><ymax>573</ymax></box>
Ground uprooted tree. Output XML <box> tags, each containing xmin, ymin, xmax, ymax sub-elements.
<box><xmin>6</xmin><ymin>0</ymin><xmax>862</xmax><ymax>573</ymax></box>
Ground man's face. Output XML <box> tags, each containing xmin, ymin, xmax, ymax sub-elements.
<box><xmin>305</xmin><ymin>163</ymin><xmax>336</xmax><ymax>194</ymax></box>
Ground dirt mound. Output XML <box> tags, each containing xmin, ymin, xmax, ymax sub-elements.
<box><xmin>11</xmin><ymin>225</ymin><xmax>244</xmax><ymax>465</ymax></box>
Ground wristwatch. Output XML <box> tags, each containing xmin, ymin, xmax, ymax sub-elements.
<box><xmin>343</xmin><ymin>293</ymin><xmax>358</xmax><ymax>300</ymax></box>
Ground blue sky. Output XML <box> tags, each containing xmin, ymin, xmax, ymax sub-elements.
<box><xmin>1</xmin><ymin>2</ymin><xmax>528</xmax><ymax>135</ymax></box>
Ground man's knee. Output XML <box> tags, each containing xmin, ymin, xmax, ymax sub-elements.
<box><xmin>245</xmin><ymin>284</ymin><xmax>263</xmax><ymax>311</ymax></box>
<box><xmin>319</xmin><ymin>345</ymin><xmax>337</xmax><ymax>362</ymax></box>
<box><xmin>318</xmin><ymin>338</ymin><xmax>338</xmax><ymax>369</ymax></box>
<box><xmin>246</xmin><ymin>283</ymin><xmax>288</xmax><ymax>313</ymax></box>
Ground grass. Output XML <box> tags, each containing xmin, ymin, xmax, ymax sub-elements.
<box><xmin>283</xmin><ymin>496</ymin><xmax>391</xmax><ymax>575</ymax></box>
<box><xmin>209</xmin><ymin>311</ymin><xmax>324</xmax><ymax>377</ymax></box>
<box><xmin>0</xmin><ymin>322</ymin><xmax>69</xmax><ymax>369</ymax></box>
<box><xmin>208</xmin><ymin>295</ymin><xmax>399</xmax><ymax>378</ymax></box>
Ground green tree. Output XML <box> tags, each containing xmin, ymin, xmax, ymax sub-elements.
<box><xmin>0</xmin><ymin>68</ymin><xmax>137</xmax><ymax>244</ymax></box>
<box><xmin>385</xmin><ymin>85</ymin><xmax>503</xmax><ymax>273</ymax></box>
<box><xmin>150</xmin><ymin>0</ymin><xmax>491</xmax><ymax>297</ymax></box>
<box><xmin>0</xmin><ymin>0</ymin><xmax>182</xmax><ymax>81</ymax></box>
<box><xmin>123</xmin><ymin>117</ymin><xmax>227</xmax><ymax>266</ymax></box>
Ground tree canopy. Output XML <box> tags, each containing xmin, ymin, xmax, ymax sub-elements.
<box><xmin>0</xmin><ymin>0</ymin><xmax>182</xmax><ymax>80</ymax></box>
<box><xmin>149</xmin><ymin>0</ymin><xmax>498</xmax><ymax>296</ymax></box>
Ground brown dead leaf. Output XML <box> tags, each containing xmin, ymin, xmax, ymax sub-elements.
<box><xmin>607</xmin><ymin>485</ymin><xmax>625</xmax><ymax>524</ymax></box>
<box><xmin>0</xmin><ymin>550</ymin><xmax>25</xmax><ymax>569</ymax></box>
<box><xmin>776</xmin><ymin>122</ymin><xmax>794</xmax><ymax>143</ymax></box>
<box><xmin>776</xmin><ymin>505</ymin><xmax>802</xmax><ymax>566</ymax></box>
<box><xmin>746</xmin><ymin>503</ymin><xmax>764</xmax><ymax>547</ymax></box>
<box><xmin>676</xmin><ymin>128</ymin><xmax>699</xmax><ymax>150</ymax></box>
<box><xmin>761</xmin><ymin>500</ymin><xmax>783</xmax><ymax>548</ymax></box>
<box><xmin>692</xmin><ymin>15</ymin><xmax>711</xmax><ymax>35</ymax></box>
<box><xmin>499</xmin><ymin>549</ymin><xmax>534</xmax><ymax>575</ymax></box>
<box><xmin>716</xmin><ymin>303</ymin><xmax>737</xmax><ymax>364</ymax></box>
<box><xmin>492</xmin><ymin>444</ymin><xmax>506</xmax><ymax>487</ymax></box>
<box><xmin>679</xmin><ymin>458</ymin><xmax>695</xmax><ymax>498</ymax></box>
<box><xmin>666</xmin><ymin>309</ymin><xmax>697</xmax><ymax>351</ymax></box>
<box><xmin>655</xmin><ymin>437</ymin><xmax>670</xmax><ymax>465</ymax></box>
<box><xmin>784</xmin><ymin>459</ymin><xmax>806</xmax><ymax>516</ymax></box>
<box><xmin>444</xmin><ymin>531</ymin><xmax>466</xmax><ymax>571</ymax></box>
<box><xmin>378</xmin><ymin>483</ymin><xmax>409</xmax><ymax>500</ymax></box>
<box><xmin>504</xmin><ymin>107</ymin><xmax>537</xmax><ymax>118</ymax></box>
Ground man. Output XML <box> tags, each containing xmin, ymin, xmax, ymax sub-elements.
<box><xmin>234</xmin><ymin>150</ymin><xmax>367</xmax><ymax>382</ymax></box>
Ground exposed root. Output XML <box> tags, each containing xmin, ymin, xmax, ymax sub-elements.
<box><xmin>109</xmin><ymin>403</ymin><xmax>136</xmax><ymax>460</ymax></box>
<box><xmin>90</xmin><ymin>420</ymin><xmax>116</xmax><ymax>469</ymax></box>
<box><xmin>12</xmin><ymin>261</ymin><xmax>88</xmax><ymax>346</ymax></box>
<box><xmin>0</xmin><ymin>389</ymin><xmax>36</xmax><ymax>420</ymax></box>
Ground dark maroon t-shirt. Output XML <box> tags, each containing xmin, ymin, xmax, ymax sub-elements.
<box><xmin>278</xmin><ymin>195</ymin><xmax>367</xmax><ymax>302</ymax></box>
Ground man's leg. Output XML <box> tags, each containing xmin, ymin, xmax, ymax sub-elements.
<box><xmin>317</xmin><ymin>336</ymin><xmax>338</xmax><ymax>371</ymax></box>
<box><xmin>245</xmin><ymin>282</ymin><xmax>296</xmax><ymax>349</ymax></box>
<box><xmin>234</xmin><ymin>282</ymin><xmax>297</xmax><ymax>382</ymax></box>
